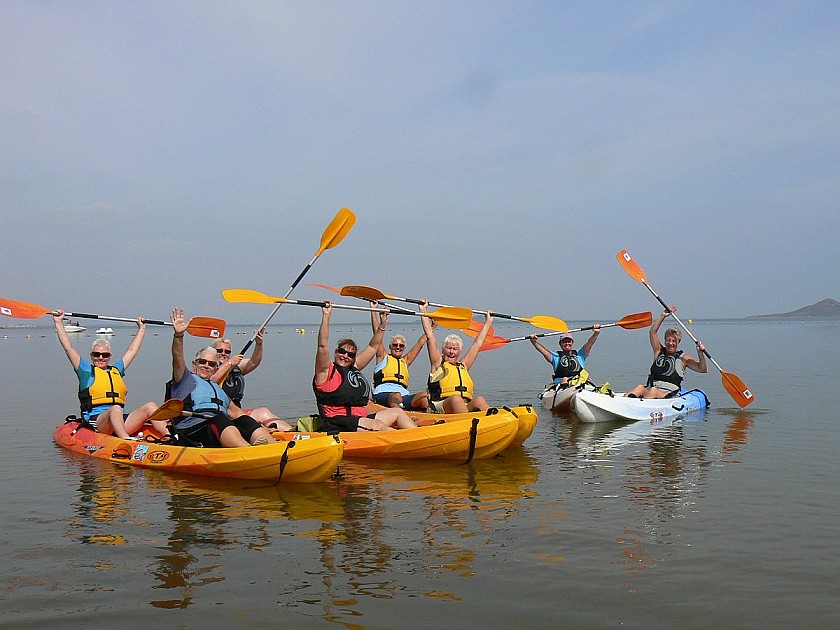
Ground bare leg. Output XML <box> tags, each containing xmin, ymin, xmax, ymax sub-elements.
<box><xmin>467</xmin><ymin>395</ymin><xmax>490</xmax><ymax>412</ymax></box>
<box><xmin>442</xmin><ymin>395</ymin><xmax>468</xmax><ymax>414</ymax></box>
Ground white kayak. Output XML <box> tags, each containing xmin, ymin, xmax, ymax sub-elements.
<box><xmin>572</xmin><ymin>388</ymin><xmax>710</xmax><ymax>424</ymax></box>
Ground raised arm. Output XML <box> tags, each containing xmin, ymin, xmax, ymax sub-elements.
<box><xmin>461</xmin><ymin>312</ymin><xmax>493</xmax><ymax>369</ymax></box>
<box><xmin>121</xmin><ymin>317</ymin><xmax>147</xmax><ymax>368</ymax></box>
<box><xmin>53</xmin><ymin>309</ymin><xmax>81</xmax><ymax>370</ymax></box>
<box><xmin>529</xmin><ymin>335</ymin><xmax>554</xmax><ymax>363</ymax></box>
<box><xmin>580</xmin><ymin>324</ymin><xmax>601</xmax><ymax>358</ymax></box>
<box><xmin>240</xmin><ymin>328</ymin><xmax>264</xmax><ymax>375</ymax></box>
<box><xmin>171</xmin><ymin>307</ymin><xmax>188</xmax><ymax>383</ymax></box>
<box><xmin>403</xmin><ymin>331</ymin><xmax>428</xmax><ymax>365</ymax></box>
<box><xmin>356</xmin><ymin>305</ymin><xmax>387</xmax><ymax>369</ymax></box>
<box><xmin>420</xmin><ymin>301</ymin><xmax>442</xmax><ymax>371</ymax></box>
<box><xmin>649</xmin><ymin>308</ymin><xmax>672</xmax><ymax>355</ymax></box>
<box><xmin>314</xmin><ymin>303</ymin><xmax>333</xmax><ymax>385</ymax></box>
<box><xmin>684</xmin><ymin>341</ymin><xmax>709</xmax><ymax>374</ymax></box>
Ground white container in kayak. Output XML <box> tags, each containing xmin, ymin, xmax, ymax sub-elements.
<box><xmin>572</xmin><ymin>388</ymin><xmax>710</xmax><ymax>424</ymax></box>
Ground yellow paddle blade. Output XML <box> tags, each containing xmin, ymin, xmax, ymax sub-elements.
<box><xmin>340</xmin><ymin>285</ymin><xmax>389</xmax><ymax>300</ymax></box>
<box><xmin>525</xmin><ymin>315</ymin><xmax>569</xmax><ymax>332</ymax></box>
<box><xmin>222</xmin><ymin>288</ymin><xmax>282</xmax><ymax>304</ymax></box>
<box><xmin>148</xmin><ymin>399</ymin><xmax>184</xmax><ymax>422</ymax></box>
<box><xmin>721</xmin><ymin>370</ymin><xmax>755</xmax><ymax>408</ymax></box>
<box><xmin>0</xmin><ymin>297</ymin><xmax>51</xmax><ymax>319</ymax></box>
<box><xmin>617</xmin><ymin>249</ymin><xmax>646</xmax><ymax>282</ymax></box>
<box><xmin>426</xmin><ymin>306</ymin><xmax>473</xmax><ymax>329</ymax></box>
<box><xmin>317</xmin><ymin>207</ymin><xmax>356</xmax><ymax>255</ymax></box>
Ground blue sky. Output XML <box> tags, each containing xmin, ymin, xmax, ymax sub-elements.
<box><xmin>2</xmin><ymin>1</ymin><xmax>837</xmax><ymax>325</ymax></box>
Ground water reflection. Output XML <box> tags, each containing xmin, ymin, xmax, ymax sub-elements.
<box><xmin>287</xmin><ymin>452</ymin><xmax>540</xmax><ymax>625</ymax></box>
<box><xmin>62</xmin><ymin>450</ymin><xmax>541</xmax><ymax>622</ymax></box>
<box><xmin>548</xmin><ymin>409</ymin><xmax>757</xmax><ymax>587</ymax></box>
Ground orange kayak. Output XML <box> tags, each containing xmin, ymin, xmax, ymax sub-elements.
<box><xmin>53</xmin><ymin>420</ymin><xmax>343</xmax><ymax>483</ymax></box>
<box><xmin>282</xmin><ymin>409</ymin><xmax>519</xmax><ymax>461</ymax></box>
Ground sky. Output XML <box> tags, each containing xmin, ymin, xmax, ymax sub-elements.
<box><xmin>2</xmin><ymin>1</ymin><xmax>838</xmax><ymax>326</ymax></box>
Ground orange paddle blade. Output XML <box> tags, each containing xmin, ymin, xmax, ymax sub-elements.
<box><xmin>306</xmin><ymin>283</ymin><xmax>342</xmax><ymax>294</ymax></box>
<box><xmin>616</xmin><ymin>311</ymin><xmax>653</xmax><ymax>329</ymax></box>
<box><xmin>616</xmin><ymin>249</ymin><xmax>646</xmax><ymax>282</ymax></box>
<box><xmin>461</xmin><ymin>321</ymin><xmax>495</xmax><ymax>338</ymax></box>
<box><xmin>721</xmin><ymin>371</ymin><xmax>755</xmax><ymax>408</ymax></box>
<box><xmin>0</xmin><ymin>298</ymin><xmax>51</xmax><ymax>319</ymax></box>
<box><xmin>340</xmin><ymin>285</ymin><xmax>390</xmax><ymax>301</ymax></box>
<box><xmin>186</xmin><ymin>317</ymin><xmax>226</xmax><ymax>339</ymax></box>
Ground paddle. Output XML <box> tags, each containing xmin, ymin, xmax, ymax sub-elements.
<box><xmin>616</xmin><ymin>249</ymin><xmax>754</xmax><ymax>407</ymax></box>
<box><xmin>236</xmin><ymin>208</ymin><xmax>356</xmax><ymax>356</ymax></box>
<box><xmin>340</xmin><ymin>284</ymin><xmax>569</xmax><ymax>332</ymax></box>
<box><xmin>222</xmin><ymin>288</ymin><xmax>474</xmax><ymax>329</ymax></box>
<box><xmin>147</xmin><ymin>399</ymin><xmax>185</xmax><ymax>422</ymax></box>
<box><xmin>0</xmin><ymin>297</ymin><xmax>226</xmax><ymax>338</ymax></box>
<box><xmin>306</xmin><ymin>282</ymin><xmax>417</xmax><ymax>315</ymax></box>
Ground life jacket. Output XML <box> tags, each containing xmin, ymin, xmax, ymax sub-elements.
<box><xmin>553</xmin><ymin>350</ymin><xmax>583</xmax><ymax>382</ymax></box>
<box><xmin>185</xmin><ymin>376</ymin><xmax>230</xmax><ymax>414</ymax></box>
<box><xmin>165</xmin><ymin>374</ymin><xmax>231</xmax><ymax>430</ymax></box>
<box><xmin>373</xmin><ymin>355</ymin><xmax>409</xmax><ymax>388</ymax></box>
<box><xmin>222</xmin><ymin>366</ymin><xmax>246</xmax><ymax>406</ymax></box>
<box><xmin>428</xmin><ymin>362</ymin><xmax>474</xmax><ymax>403</ymax></box>
<box><xmin>79</xmin><ymin>365</ymin><xmax>127</xmax><ymax>413</ymax></box>
<box><xmin>313</xmin><ymin>363</ymin><xmax>371</xmax><ymax>419</ymax></box>
<box><xmin>646</xmin><ymin>350</ymin><xmax>684</xmax><ymax>387</ymax></box>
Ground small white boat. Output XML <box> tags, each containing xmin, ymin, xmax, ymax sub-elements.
<box><xmin>572</xmin><ymin>388</ymin><xmax>710</xmax><ymax>424</ymax></box>
<box><xmin>95</xmin><ymin>327</ymin><xmax>115</xmax><ymax>335</ymax></box>
<box><xmin>63</xmin><ymin>319</ymin><xmax>86</xmax><ymax>333</ymax></box>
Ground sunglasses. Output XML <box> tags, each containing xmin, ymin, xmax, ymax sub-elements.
<box><xmin>215</xmin><ymin>349</ymin><xmax>232</xmax><ymax>355</ymax></box>
<box><xmin>335</xmin><ymin>347</ymin><xmax>356</xmax><ymax>359</ymax></box>
<box><xmin>195</xmin><ymin>358</ymin><xmax>219</xmax><ymax>368</ymax></box>
<box><xmin>90</xmin><ymin>351</ymin><xmax>111</xmax><ymax>359</ymax></box>
<box><xmin>391</xmin><ymin>343</ymin><xmax>405</xmax><ymax>349</ymax></box>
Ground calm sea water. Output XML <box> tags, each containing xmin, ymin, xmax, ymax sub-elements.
<box><xmin>1</xmin><ymin>319</ymin><xmax>838</xmax><ymax>628</ymax></box>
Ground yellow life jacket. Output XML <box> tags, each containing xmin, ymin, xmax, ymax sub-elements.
<box><xmin>79</xmin><ymin>365</ymin><xmax>127</xmax><ymax>412</ymax></box>
<box><xmin>373</xmin><ymin>355</ymin><xmax>409</xmax><ymax>388</ymax></box>
<box><xmin>428</xmin><ymin>362</ymin><xmax>474</xmax><ymax>402</ymax></box>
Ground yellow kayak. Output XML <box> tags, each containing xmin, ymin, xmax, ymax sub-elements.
<box><xmin>282</xmin><ymin>408</ymin><xmax>519</xmax><ymax>461</ymax></box>
<box><xmin>53</xmin><ymin>419</ymin><xmax>343</xmax><ymax>483</ymax></box>
<box><xmin>367</xmin><ymin>404</ymin><xmax>539</xmax><ymax>448</ymax></box>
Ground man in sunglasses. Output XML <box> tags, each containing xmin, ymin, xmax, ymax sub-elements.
<box><xmin>167</xmin><ymin>308</ymin><xmax>275</xmax><ymax>447</ymax></box>
<box><xmin>313</xmin><ymin>303</ymin><xmax>417</xmax><ymax>432</ymax></box>
<box><xmin>53</xmin><ymin>309</ymin><xmax>163</xmax><ymax>438</ymax></box>
<box><xmin>370</xmin><ymin>308</ymin><xmax>429</xmax><ymax>410</ymax></box>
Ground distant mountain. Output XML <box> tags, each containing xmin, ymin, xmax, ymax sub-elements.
<box><xmin>747</xmin><ymin>298</ymin><xmax>840</xmax><ymax>319</ymax></box>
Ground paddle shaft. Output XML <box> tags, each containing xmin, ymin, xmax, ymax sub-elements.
<box><xmin>237</xmin><ymin>209</ymin><xmax>355</xmax><ymax>354</ymax></box>
<box><xmin>505</xmin><ymin>321</ymin><xmax>619</xmax><ymax>343</ymax></box>
<box><xmin>63</xmin><ymin>312</ymin><xmax>173</xmax><ymax>326</ymax></box>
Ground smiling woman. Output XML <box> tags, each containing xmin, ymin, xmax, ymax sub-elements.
<box><xmin>313</xmin><ymin>302</ymin><xmax>418</xmax><ymax>432</ymax></box>
<box><xmin>51</xmin><ymin>308</ymin><xmax>163</xmax><ymax>438</ymax></box>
